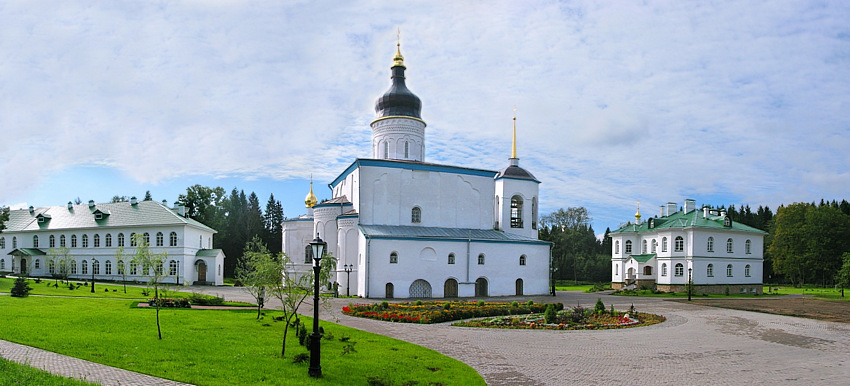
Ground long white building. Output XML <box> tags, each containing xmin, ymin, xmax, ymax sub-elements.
<box><xmin>282</xmin><ymin>44</ymin><xmax>551</xmax><ymax>298</ymax></box>
<box><xmin>610</xmin><ymin>199</ymin><xmax>766</xmax><ymax>294</ymax></box>
<box><xmin>0</xmin><ymin>198</ymin><xmax>225</xmax><ymax>285</ymax></box>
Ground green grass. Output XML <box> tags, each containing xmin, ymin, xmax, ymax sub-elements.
<box><xmin>0</xmin><ymin>357</ymin><xmax>94</xmax><ymax>385</ymax></box>
<box><xmin>555</xmin><ymin>284</ymin><xmax>595</xmax><ymax>292</ymax></box>
<box><xmin>611</xmin><ymin>288</ymin><xmax>780</xmax><ymax>298</ymax></box>
<box><xmin>764</xmin><ymin>285</ymin><xmax>849</xmax><ymax>301</ymax></box>
<box><xmin>0</xmin><ymin>296</ymin><xmax>484</xmax><ymax>385</ymax></box>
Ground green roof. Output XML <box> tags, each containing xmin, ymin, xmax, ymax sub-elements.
<box><xmin>360</xmin><ymin>224</ymin><xmax>549</xmax><ymax>244</ymax></box>
<box><xmin>2</xmin><ymin>201</ymin><xmax>217</xmax><ymax>233</ymax></box>
<box><xmin>629</xmin><ymin>254</ymin><xmax>656</xmax><ymax>263</ymax></box>
<box><xmin>611</xmin><ymin>208</ymin><xmax>766</xmax><ymax>235</ymax></box>
<box><xmin>8</xmin><ymin>248</ymin><xmax>47</xmax><ymax>256</ymax></box>
<box><xmin>196</xmin><ymin>249</ymin><xmax>223</xmax><ymax>257</ymax></box>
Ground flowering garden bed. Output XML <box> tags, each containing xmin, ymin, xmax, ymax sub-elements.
<box><xmin>452</xmin><ymin>300</ymin><xmax>665</xmax><ymax>330</ymax></box>
<box><xmin>342</xmin><ymin>300</ymin><xmax>563</xmax><ymax>324</ymax></box>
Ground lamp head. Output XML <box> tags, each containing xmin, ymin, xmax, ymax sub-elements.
<box><xmin>310</xmin><ymin>233</ymin><xmax>326</xmax><ymax>266</ymax></box>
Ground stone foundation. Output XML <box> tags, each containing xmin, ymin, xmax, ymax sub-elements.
<box><xmin>611</xmin><ymin>282</ymin><xmax>625</xmax><ymax>290</ymax></box>
<box><xmin>656</xmin><ymin>284</ymin><xmax>763</xmax><ymax>295</ymax></box>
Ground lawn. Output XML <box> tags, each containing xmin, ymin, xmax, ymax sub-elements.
<box><xmin>0</xmin><ymin>357</ymin><xmax>94</xmax><ymax>386</ymax></box>
<box><xmin>0</xmin><ymin>296</ymin><xmax>484</xmax><ymax>385</ymax></box>
<box><xmin>611</xmin><ymin>288</ymin><xmax>781</xmax><ymax>298</ymax></box>
<box><xmin>764</xmin><ymin>285</ymin><xmax>848</xmax><ymax>301</ymax></box>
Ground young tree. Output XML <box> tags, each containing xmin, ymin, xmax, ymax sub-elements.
<box><xmin>46</xmin><ymin>246</ymin><xmax>73</xmax><ymax>285</ymax></box>
<box><xmin>837</xmin><ymin>252</ymin><xmax>850</xmax><ymax>298</ymax></box>
<box><xmin>236</xmin><ymin>236</ymin><xmax>282</xmax><ymax>319</ymax></box>
<box><xmin>115</xmin><ymin>246</ymin><xmax>129</xmax><ymax>293</ymax></box>
<box><xmin>131</xmin><ymin>233</ymin><xmax>169</xmax><ymax>339</ymax></box>
<box><xmin>0</xmin><ymin>206</ymin><xmax>9</xmax><ymax>232</ymax></box>
<box><xmin>270</xmin><ymin>250</ymin><xmax>338</xmax><ymax>358</ymax></box>
<box><xmin>769</xmin><ymin>203</ymin><xmax>810</xmax><ymax>286</ymax></box>
<box><xmin>144</xmin><ymin>190</ymin><xmax>153</xmax><ymax>201</ymax></box>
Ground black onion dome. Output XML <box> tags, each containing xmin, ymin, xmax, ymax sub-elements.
<box><xmin>374</xmin><ymin>62</ymin><xmax>422</xmax><ymax>119</ymax></box>
<box><xmin>496</xmin><ymin>165</ymin><xmax>539</xmax><ymax>182</ymax></box>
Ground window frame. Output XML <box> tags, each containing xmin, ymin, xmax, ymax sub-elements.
<box><xmin>519</xmin><ymin>255</ymin><xmax>527</xmax><ymax>266</ymax></box>
<box><xmin>411</xmin><ymin>206</ymin><xmax>421</xmax><ymax>224</ymax></box>
<box><xmin>727</xmin><ymin>264</ymin><xmax>733</xmax><ymax>277</ymax></box>
<box><xmin>448</xmin><ymin>253</ymin><xmax>455</xmax><ymax>265</ymax></box>
<box><xmin>674</xmin><ymin>236</ymin><xmax>684</xmax><ymax>252</ymax></box>
<box><xmin>707</xmin><ymin>264</ymin><xmax>714</xmax><ymax>277</ymax></box>
<box><xmin>389</xmin><ymin>252</ymin><xmax>398</xmax><ymax>264</ymax></box>
<box><xmin>674</xmin><ymin>263</ymin><xmax>684</xmax><ymax>277</ymax></box>
<box><xmin>478</xmin><ymin>253</ymin><xmax>485</xmax><ymax>265</ymax></box>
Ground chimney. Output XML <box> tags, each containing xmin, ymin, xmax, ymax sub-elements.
<box><xmin>720</xmin><ymin>210</ymin><xmax>726</xmax><ymax>217</ymax></box>
<box><xmin>684</xmin><ymin>199</ymin><xmax>696</xmax><ymax>213</ymax></box>
<box><xmin>88</xmin><ymin>200</ymin><xmax>95</xmax><ymax>208</ymax></box>
<box><xmin>130</xmin><ymin>196</ymin><xmax>138</xmax><ymax>205</ymax></box>
<box><xmin>28</xmin><ymin>206</ymin><xmax>34</xmax><ymax>214</ymax></box>
<box><xmin>67</xmin><ymin>201</ymin><xmax>73</xmax><ymax>210</ymax></box>
<box><xmin>666</xmin><ymin>202</ymin><xmax>677</xmax><ymax>216</ymax></box>
<box><xmin>162</xmin><ymin>199</ymin><xmax>168</xmax><ymax>206</ymax></box>
<box><xmin>703</xmin><ymin>206</ymin><xmax>710</xmax><ymax>218</ymax></box>
<box><xmin>174</xmin><ymin>205</ymin><xmax>186</xmax><ymax>217</ymax></box>
<box><xmin>659</xmin><ymin>205</ymin><xmax>666</xmax><ymax>217</ymax></box>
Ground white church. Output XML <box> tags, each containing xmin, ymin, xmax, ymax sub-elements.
<box><xmin>610</xmin><ymin>199</ymin><xmax>766</xmax><ymax>294</ymax></box>
<box><xmin>282</xmin><ymin>44</ymin><xmax>552</xmax><ymax>299</ymax></box>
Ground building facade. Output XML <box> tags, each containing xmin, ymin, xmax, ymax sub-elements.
<box><xmin>281</xmin><ymin>44</ymin><xmax>551</xmax><ymax>298</ymax></box>
<box><xmin>610</xmin><ymin>199</ymin><xmax>766</xmax><ymax>294</ymax></box>
<box><xmin>0</xmin><ymin>198</ymin><xmax>225</xmax><ymax>285</ymax></box>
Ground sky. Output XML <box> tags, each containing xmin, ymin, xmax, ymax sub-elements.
<box><xmin>1</xmin><ymin>0</ymin><xmax>849</xmax><ymax>234</ymax></box>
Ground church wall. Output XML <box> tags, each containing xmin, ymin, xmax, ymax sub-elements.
<box><xmin>364</xmin><ymin>238</ymin><xmax>549</xmax><ymax>298</ymax></box>
<box><xmin>358</xmin><ymin>165</ymin><xmax>494</xmax><ymax>229</ymax></box>
<box><xmin>331</xmin><ymin>169</ymin><xmax>360</xmax><ymax>213</ymax></box>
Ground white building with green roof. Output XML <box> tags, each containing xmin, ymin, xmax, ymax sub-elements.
<box><xmin>0</xmin><ymin>198</ymin><xmax>224</xmax><ymax>285</ymax></box>
<box><xmin>610</xmin><ymin>199</ymin><xmax>766</xmax><ymax>294</ymax></box>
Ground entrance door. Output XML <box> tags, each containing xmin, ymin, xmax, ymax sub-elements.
<box><xmin>475</xmin><ymin>277</ymin><xmax>488</xmax><ymax>297</ymax></box>
<box><xmin>20</xmin><ymin>258</ymin><xmax>27</xmax><ymax>275</ymax></box>
<box><xmin>409</xmin><ymin>279</ymin><xmax>432</xmax><ymax>298</ymax></box>
<box><xmin>385</xmin><ymin>283</ymin><xmax>394</xmax><ymax>298</ymax></box>
<box><xmin>515</xmin><ymin>278</ymin><xmax>523</xmax><ymax>296</ymax></box>
<box><xmin>197</xmin><ymin>261</ymin><xmax>207</xmax><ymax>283</ymax></box>
<box><xmin>444</xmin><ymin>278</ymin><xmax>458</xmax><ymax>298</ymax></box>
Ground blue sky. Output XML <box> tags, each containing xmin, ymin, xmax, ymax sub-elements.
<box><xmin>2</xmin><ymin>1</ymin><xmax>849</xmax><ymax>234</ymax></box>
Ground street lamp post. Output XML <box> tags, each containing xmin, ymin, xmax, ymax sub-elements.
<box><xmin>308</xmin><ymin>234</ymin><xmax>327</xmax><ymax>378</ymax></box>
<box><xmin>343</xmin><ymin>264</ymin><xmax>353</xmax><ymax>297</ymax></box>
<box><xmin>91</xmin><ymin>259</ymin><xmax>97</xmax><ymax>293</ymax></box>
<box><xmin>687</xmin><ymin>267</ymin><xmax>693</xmax><ymax>301</ymax></box>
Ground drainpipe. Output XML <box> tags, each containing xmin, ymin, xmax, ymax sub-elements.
<box><xmin>466</xmin><ymin>231</ymin><xmax>471</xmax><ymax>282</ymax></box>
<box><xmin>365</xmin><ymin>237</ymin><xmax>371</xmax><ymax>298</ymax></box>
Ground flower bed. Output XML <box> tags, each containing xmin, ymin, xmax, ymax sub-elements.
<box><xmin>452</xmin><ymin>311</ymin><xmax>665</xmax><ymax>330</ymax></box>
<box><xmin>342</xmin><ymin>300</ymin><xmax>563</xmax><ymax>324</ymax></box>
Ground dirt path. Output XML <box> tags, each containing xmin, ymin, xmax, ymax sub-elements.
<box><xmin>675</xmin><ymin>297</ymin><xmax>850</xmax><ymax>323</ymax></box>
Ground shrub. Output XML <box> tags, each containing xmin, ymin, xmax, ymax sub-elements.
<box><xmin>34</xmin><ymin>278</ymin><xmax>42</xmax><ymax>284</ymax></box>
<box><xmin>544</xmin><ymin>304</ymin><xmax>557</xmax><ymax>324</ymax></box>
<box><xmin>594</xmin><ymin>298</ymin><xmax>605</xmax><ymax>314</ymax></box>
<box><xmin>511</xmin><ymin>301</ymin><xmax>519</xmax><ymax>308</ymax></box>
<box><xmin>148</xmin><ymin>298</ymin><xmax>191</xmax><ymax>308</ymax></box>
<box><xmin>380</xmin><ymin>301</ymin><xmax>389</xmax><ymax>309</ymax></box>
<box><xmin>477</xmin><ymin>300</ymin><xmax>485</xmax><ymax>307</ymax></box>
<box><xmin>569</xmin><ymin>305</ymin><xmax>586</xmax><ymax>324</ymax></box>
<box><xmin>443</xmin><ymin>302</ymin><xmax>451</xmax><ymax>310</ymax></box>
<box><xmin>11</xmin><ymin>277</ymin><xmax>32</xmax><ymax>297</ymax></box>
<box><xmin>725</xmin><ymin>285</ymin><xmax>730</xmax><ymax>296</ymax></box>
<box><xmin>413</xmin><ymin>300</ymin><xmax>423</xmax><ymax>306</ymax></box>
<box><xmin>292</xmin><ymin>353</ymin><xmax>309</xmax><ymax>364</ymax></box>
<box><xmin>526</xmin><ymin>299</ymin><xmax>534</xmax><ymax>306</ymax></box>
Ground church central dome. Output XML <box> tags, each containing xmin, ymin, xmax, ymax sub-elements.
<box><xmin>374</xmin><ymin>44</ymin><xmax>422</xmax><ymax>119</ymax></box>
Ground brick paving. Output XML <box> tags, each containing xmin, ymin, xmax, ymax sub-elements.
<box><xmin>3</xmin><ymin>288</ymin><xmax>849</xmax><ymax>385</ymax></box>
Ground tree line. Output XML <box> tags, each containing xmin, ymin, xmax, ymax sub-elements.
<box><xmin>539</xmin><ymin>199</ymin><xmax>850</xmax><ymax>288</ymax></box>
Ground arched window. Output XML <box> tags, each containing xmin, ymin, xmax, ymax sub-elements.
<box><xmin>707</xmin><ymin>237</ymin><xmax>714</xmax><ymax>252</ymax></box>
<box><xmin>726</xmin><ymin>264</ymin><xmax>733</xmax><ymax>277</ymax></box>
<box><xmin>129</xmin><ymin>233</ymin><xmax>136</xmax><ymax>247</ymax></box>
<box><xmin>199</xmin><ymin>235</ymin><xmax>202</xmax><ymax>248</ymax></box>
<box><xmin>615</xmin><ymin>241</ymin><xmax>620</xmax><ymax>254</ymax></box>
<box><xmin>383</xmin><ymin>141</ymin><xmax>389</xmax><ymax>158</ymax></box>
<box><xmin>12</xmin><ymin>236</ymin><xmax>16</xmax><ymax>249</ymax></box>
<box><xmin>60</xmin><ymin>235</ymin><xmax>66</xmax><ymax>247</ymax></box>
<box><xmin>510</xmin><ymin>196</ymin><xmax>523</xmax><ymax>228</ymax></box>
<box><xmin>92</xmin><ymin>260</ymin><xmax>100</xmax><ymax>275</ymax></box>
<box><xmin>745</xmin><ymin>239</ymin><xmax>751</xmax><ymax>254</ymax></box>
<box><xmin>674</xmin><ymin>263</ymin><xmax>684</xmax><ymax>276</ymax></box>
<box><xmin>724</xmin><ymin>217</ymin><xmax>731</xmax><ymax>227</ymax></box>
<box><xmin>170</xmin><ymin>232</ymin><xmax>178</xmax><ymax>247</ymax></box>
<box><xmin>0</xmin><ymin>237</ymin><xmax>4</xmax><ymax>249</ymax></box>
<box><xmin>82</xmin><ymin>260</ymin><xmax>88</xmax><ymax>275</ymax></box>
<box><xmin>662</xmin><ymin>237</ymin><xmax>668</xmax><ymax>252</ymax></box>
<box><xmin>118</xmin><ymin>233</ymin><xmax>125</xmax><ymax>247</ymax></box>
<box><xmin>448</xmin><ymin>253</ymin><xmax>455</xmax><ymax>264</ymax></box>
<box><xmin>651</xmin><ymin>239</ymin><xmax>657</xmax><ymax>254</ymax></box>
<box><xmin>519</xmin><ymin>255</ymin><xmax>527</xmax><ymax>266</ymax></box>
<box><xmin>130</xmin><ymin>262</ymin><xmax>138</xmax><ymax>275</ymax></box>
<box><xmin>144</xmin><ymin>233</ymin><xmax>150</xmax><ymax>245</ymax></box>
<box><xmin>71</xmin><ymin>235</ymin><xmax>77</xmax><ymax>248</ymax></box>
<box><xmin>0</xmin><ymin>259</ymin><xmax>4</xmax><ymax>270</ymax></box>
<box><xmin>642</xmin><ymin>240</ymin><xmax>647</xmax><ymax>254</ymax></box>
<box><xmin>615</xmin><ymin>264</ymin><xmax>619</xmax><ymax>275</ymax></box>
<box><xmin>105</xmin><ymin>260</ymin><xmax>112</xmax><ymax>275</ymax></box>
<box><xmin>93</xmin><ymin>234</ymin><xmax>100</xmax><ymax>248</ymax></box>
<box><xmin>49</xmin><ymin>235</ymin><xmax>55</xmax><ymax>248</ymax></box>
<box><xmin>169</xmin><ymin>260</ymin><xmax>178</xmax><ymax>276</ymax></box>
<box><xmin>304</xmin><ymin>245</ymin><xmax>313</xmax><ymax>264</ymax></box>
<box><xmin>674</xmin><ymin>236</ymin><xmax>684</xmax><ymax>252</ymax></box>
<box><xmin>411</xmin><ymin>207</ymin><xmax>421</xmax><ymax>223</ymax></box>
<box><xmin>707</xmin><ymin>264</ymin><xmax>714</xmax><ymax>277</ymax></box>
<box><xmin>156</xmin><ymin>232</ymin><xmax>164</xmax><ymax>247</ymax></box>
<box><xmin>389</xmin><ymin>252</ymin><xmax>398</xmax><ymax>264</ymax></box>
<box><xmin>70</xmin><ymin>260</ymin><xmax>77</xmax><ymax>274</ymax></box>
<box><xmin>33</xmin><ymin>235</ymin><xmax>39</xmax><ymax>248</ymax></box>
<box><xmin>478</xmin><ymin>253</ymin><xmax>485</xmax><ymax>265</ymax></box>
<box><xmin>82</xmin><ymin>234</ymin><xmax>88</xmax><ymax>248</ymax></box>
<box><xmin>726</xmin><ymin>238</ymin><xmax>733</xmax><ymax>253</ymax></box>
<box><xmin>532</xmin><ymin>197</ymin><xmax>538</xmax><ymax>230</ymax></box>
<box><xmin>745</xmin><ymin>264</ymin><xmax>751</xmax><ymax>277</ymax></box>
<box><xmin>643</xmin><ymin>266</ymin><xmax>652</xmax><ymax>275</ymax></box>
<box><xmin>404</xmin><ymin>141</ymin><xmax>409</xmax><ymax>158</ymax></box>
<box><xmin>625</xmin><ymin>240</ymin><xmax>632</xmax><ymax>254</ymax></box>
<box><xmin>36</xmin><ymin>259</ymin><xmax>42</xmax><ymax>269</ymax></box>
<box><xmin>105</xmin><ymin>233</ymin><xmax>112</xmax><ymax>247</ymax></box>
<box><xmin>117</xmin><ymin>260</ymin><xmax>125</xmax><ymax>275</ymax></box>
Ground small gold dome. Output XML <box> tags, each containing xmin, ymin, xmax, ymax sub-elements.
<box><xmin>393</xmin><ymin>43</ymin><xmax>405</xmax><ymax>68</ymax></box>
<box><xmin>635</xmin><ymin>201</ymin><xmax>642</xmax><ymax>220</ymax></box>
<box><xmin>305</xmin><ymin>180</ymin><xmax>318</xmax><ymax>208</ymax></box>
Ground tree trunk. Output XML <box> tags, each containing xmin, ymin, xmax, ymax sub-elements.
<box><xmin>281</xmin><ymin>314</ymin><xmax>291</xmax><ymax>357</ymax></box>
<box><xmin>156</xmin><ymin>307</ymin><xmax>162</xmax><ymax>340</ymax></box>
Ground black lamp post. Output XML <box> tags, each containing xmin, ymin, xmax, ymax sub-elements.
<box><xmin>308</xmin><ymin>233</ymin><xmax>327</xmax><ymax>378</ymax></box>
<box><xmin>343</xmin><ymin>264</ymin><xmax>353</xmax><ymax>297</ymax></box>
<box><xmin>91</xmin><ymin>258</ymin><xmax>97</xmax><ymax>293</ymax></box>
<box><xmin>687</xmin><ymin>267</ymin><xmax>693</xmax><ymax>301</ymax></box>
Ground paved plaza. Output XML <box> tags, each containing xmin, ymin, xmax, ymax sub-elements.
<box><xmin>3</xmin><ymin>288</ymin><xmax>849</xmax><ymax>385</ymax></box>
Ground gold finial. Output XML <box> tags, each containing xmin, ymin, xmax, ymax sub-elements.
<box><xmin>305</xmin><ymin>175</ymin><xmax>318</xmax><ymax>208</ymax></box>
<box><xmin>511</xmin><ymin>106</ymin><xmax>517</xmax><ymax>159</ymax></box>
<box><xmin>393</xmin><ymin>28</ymin><xmax>405</xmax><ymax>68</ymax></box>
<box><xmin>635</xmin><ymin>201</ymin><xmax>642</xmax><ymax>221</ymax></box>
